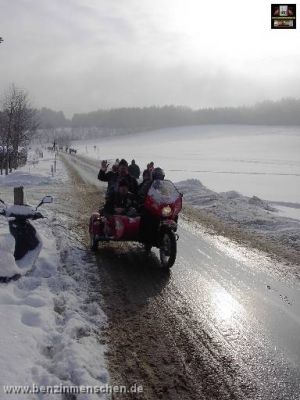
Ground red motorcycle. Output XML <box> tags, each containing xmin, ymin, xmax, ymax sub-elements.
<box><xmin>89</xmin><ymin>179</ymin><xmax>182</xmax><ymax>268</ymax></box>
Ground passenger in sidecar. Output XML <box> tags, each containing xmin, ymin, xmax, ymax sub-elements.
<box><xmin>103</xmin><ymin>179</ymin><xmax>137</xmax><ymax>217</ymax></box>
<box><xmin>94</xmin><ymin>179</ymin><xmax>140</xmax><ymax>240</ymax></box>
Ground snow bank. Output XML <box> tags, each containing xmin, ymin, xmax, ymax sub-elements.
<box><xmin>0</xmin><ymin>230</ymin><xmax>21</xmax><ymax>278</ymax></box>
<box><xmin>0</xmin><ymin>170</ymin><xmax>52</xmax><ymax>187</ymax></box>
<box><xmin>0</xmin><ymin>149</ymin><xmax>66</xmax><ymax>187</ymax></box>
<box><xmin>0</xmin><ymin>218</ymin><xmax>108</xmax><ymax>400</ymax></box>
<box><xmin>0</xmin><ymin>150</ymin><xmax>109</xmax><ymax>399</ymax></box>
<box><xmin>177</xmin><ymin>179</ymin><xmax>300</xmax><ymax>257</ymax></box>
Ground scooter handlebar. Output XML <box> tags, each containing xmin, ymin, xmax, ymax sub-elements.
<box><xmin>32</xmin><ymin>212</ymin><xmax>44</xmax><ymax>220</ymax></box>
<box><xmin>5</xmin><ymin>212</ymin><xmax>44</xmax><ymax>220</ymax></box>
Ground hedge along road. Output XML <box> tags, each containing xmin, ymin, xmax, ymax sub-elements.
<box><xmin>60</xmin><ymin>153</ymin><xmax>300</xmax><ymax>400</ymax></box>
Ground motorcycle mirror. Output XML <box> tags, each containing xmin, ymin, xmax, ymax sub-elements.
<box><xmin>0</xmin><ymin>198</ymin><xmax>7</xmax><ymax>214</ymax></box>
<box><xmin>36</xmin><ymin>195</ymin><xmax>53</xmax><ymax>209</ymax></box>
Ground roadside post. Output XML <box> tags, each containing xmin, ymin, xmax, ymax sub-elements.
<box><xmin>14</xmin><ymin>186</ymin><xmax>24</xmax><ymax>205</ymax></box>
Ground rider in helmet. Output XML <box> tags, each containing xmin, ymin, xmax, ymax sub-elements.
<box><xmin>137</xmin><ymin>169</ymin><xmax>152</xmax><ymax>206</ymax></box>
<box><xmin>139</xmin><ymin>166</ymin><xmax>165</xmax><ymax>246</ymax></box>
<box><xmin>137</xmin><ymin>167</ymin><xmax>164</xmax><ymax>208</ymax></box>
<box><xmin>152</xmin><ymin>167</ymin><xmax>165</xmax><ymax>181</ymax></box>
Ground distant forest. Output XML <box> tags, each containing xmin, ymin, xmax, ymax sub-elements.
<box><xmin>37</xmin><ymin>98</ymin><xmax>300</xmax><ymax>131</ymax></box>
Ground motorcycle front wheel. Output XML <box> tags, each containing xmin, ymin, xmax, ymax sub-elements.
<box><xmin>144</xmin><ymin>243</ymin><xmax>152</xmax><ymax>253</ymax></box>
<box><xmin>159</xmin><ymin>230</ymin><xmax>176</xmax><ymax>269</ymax></box>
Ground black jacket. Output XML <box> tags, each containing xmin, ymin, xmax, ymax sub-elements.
<box><xmin>103</xmin><ymin>192</ymin><xmax>137</xmax><ymax>215</ymax></box>
<box><xmin>138</xmin><ymin>180</ymin><xmax>152</xmax><ymax>205</ymax></box>
<box><xmin>98</xmin><ymin>169</ymin><xmax>138</xmax><ymax>195</ymax></box>
<box><xmin>98</xmin><ymin>169</ymin><xmax>118</xmax><ymax>194</ymax></box>
<box><xmin>128</xmin><ymin>164</ymin><xmax>140</xmax><ymax>179</ymax></box>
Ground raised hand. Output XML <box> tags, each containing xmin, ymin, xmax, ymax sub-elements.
<box><xmin>101</xmin><ymin>160</ymin><xmax>108</xmax><ymax>170</ymax></box>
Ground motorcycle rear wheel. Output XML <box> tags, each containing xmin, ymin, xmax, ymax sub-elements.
<box><xmin>159</xmin><ymin>230</ymin><xmax>176</xmax><ymax>268</ymax></box>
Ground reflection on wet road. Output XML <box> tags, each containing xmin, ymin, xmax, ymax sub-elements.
<box><xmin>172</xmin><ymin>219</ymin><xmax>300</xmax><ymax>398</ymax></box>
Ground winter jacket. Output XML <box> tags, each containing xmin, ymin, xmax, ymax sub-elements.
<box><xmin>138</xmin><ymin>180</ymin><xmax>152</xmax><ymax>205</ymax></box>
<box><xmin>103</xmin><ymin>192</ymin><xmax>137</xmax><ymax>215</ymax></box>
<box><xmin>98</xmin><ymin>169</ymin><xmax>138</xmax><ymax>195</ymax></box>
<box><xmin>128</xmin><ymin>163</ymin><xmax>141</xmax><ymax>179</ymax></box>
<box><xmin>98</xmin><ymin>169</ymin><xmax>118</xmax><ymax>194</ymax></box>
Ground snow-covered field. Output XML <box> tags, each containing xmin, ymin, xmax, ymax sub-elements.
<box><xmin>0</xmin><ymin>151</ymin><xmax>109</xmax><ymax>399</ymax></box>
<box><xmin>72</xmin><ymin>125</ymin><xmax>300</xmax><ymax>205</ymax></box>
<box><xmin>71</xmin><ymin>124</ymin><xmax>300</xmax><ymax>261</ymax></box>
<box><xmin>0</xmin><ymin>150</ymin><xmax>66</xmax><ymax>188</ymax></box>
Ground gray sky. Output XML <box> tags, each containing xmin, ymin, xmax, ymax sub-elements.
<box><xmin>1</xmin><ymin>0</ymin><xmax>300</xmax><ymax>116</ymax></box>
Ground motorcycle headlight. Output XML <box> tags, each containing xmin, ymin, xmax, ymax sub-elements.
<box><xmin>162</xmin><ymin>205</ymin><xmax>172</xmax><ymax>217</ymax></box>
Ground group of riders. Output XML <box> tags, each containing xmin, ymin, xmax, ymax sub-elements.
<box><xmin>98</xmin><ymin>158</ymin><xmax>166</xmax><ymax>243</ymax></box>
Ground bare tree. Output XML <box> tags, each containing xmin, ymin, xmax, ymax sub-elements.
<box><xmin>0</xmin><ymin>111</ymin><xmax>5</xmax><ymax>174</ymax></box>
<box><xmin>0</xmin><ymin>84</ymin><xmax>38</xmax><ymax>175</ymax></box>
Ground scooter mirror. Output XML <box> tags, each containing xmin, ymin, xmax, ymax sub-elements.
<box><xmin>0</xmin><ymin>199</ymin><xmax>7</xmax><ymax>215</ymax></box>
<box><xmin>42</xmin><ymin>195</ymin><xmax>53</xmax><ymax>204</ymax></box>
<box><xmin>36</xmin><ymin>195</ymin><xmax>53</xmax><ymax>209</ymax></box>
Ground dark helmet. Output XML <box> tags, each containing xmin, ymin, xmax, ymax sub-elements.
<box><xmin>152</xmin><ymin>167</ymin><xmax>165</xmax><ymax>180</ymax></box>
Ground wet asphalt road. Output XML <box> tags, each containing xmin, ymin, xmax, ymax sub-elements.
<box><xmin>91</xmin><ymin>222</ymin><xmax>300</xmax><ymax>400</ymax></box>
<box><xmin>60</xmin><ymin>153</ymin><xmax>300</xmax><ymax>400</ymax></box>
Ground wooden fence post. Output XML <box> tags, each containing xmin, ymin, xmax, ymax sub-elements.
<box><xmin>14</xmin><ymin>186</ymin><xmax>24</xmax><ymax>205</ymax></box>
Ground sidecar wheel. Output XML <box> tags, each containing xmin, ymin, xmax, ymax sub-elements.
<box><xmin>159</xmin><ymin>231</ymin><xmax>176</xmax><ymax>269</ymax></box>
<box><xmin>90</xmin><ymin>234</ymin><xmax>98</xmax><ymax>251</ymax></box>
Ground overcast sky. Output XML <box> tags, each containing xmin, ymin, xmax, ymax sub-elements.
<box><xmin>0</xmin><ymin>0</ymin><xmax>300</xmax><ymax>116</ymax></box>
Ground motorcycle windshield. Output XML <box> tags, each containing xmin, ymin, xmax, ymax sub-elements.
<box><xmin>147</xmin><ymin>180</ymin><xmax>181</xmax><ymax>205</ymax></box>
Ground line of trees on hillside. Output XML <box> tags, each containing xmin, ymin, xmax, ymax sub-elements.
<box><xmin>0</xmin><ymin>85</ymin><xmax>37</xmax><ymax>175</ymax></box>
<box><xmin>2</xmin><ymin>92</ymin><xmax>299</xmax><ymax>159</ymax></box>
<box><xmin>36</xmin><ymin>98</ymin><xmax>300</xmax><ymax>132</ymax></box>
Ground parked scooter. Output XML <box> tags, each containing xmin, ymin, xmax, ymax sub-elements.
<box><xmin>0</xmin><ymin>196</ymin><xmax>53</xmax><ymax>260</ymax></box>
